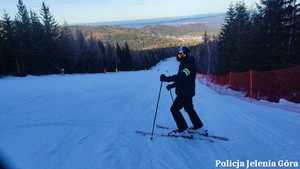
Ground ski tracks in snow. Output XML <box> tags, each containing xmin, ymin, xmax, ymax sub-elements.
<box><xmin>0</xmin><ymin>58</ymin><xmax>299</xmax><ymax>169</ymax></box>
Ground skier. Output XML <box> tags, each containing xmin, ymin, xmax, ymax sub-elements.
<box><xmin>160</xmin><ymin>46</ymin><xmax>206</xmax><ymax>137</ymax></box>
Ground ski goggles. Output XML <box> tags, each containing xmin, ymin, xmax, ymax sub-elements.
<box><xmin>178</xmin><ymin>52</ymin><xmax>187</xmax><ymax>58</ymax></box>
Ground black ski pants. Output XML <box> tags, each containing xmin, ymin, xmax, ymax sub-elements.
<box><xmin>170</xmin><ymin>96</ymin><xmax>203</xmax><ymax>132</ymax></box>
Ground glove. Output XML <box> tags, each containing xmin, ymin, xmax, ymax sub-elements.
<box><xmin>160</xmin><ymin>74</ymin><xmax>168</xmax><ymax>82</ymax></box>
<box><xmin>166</xmin><ymin>84</ymin><xmax>173</xmax><ymax>91</ymax></box>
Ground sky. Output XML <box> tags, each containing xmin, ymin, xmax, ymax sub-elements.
<box><xmin>0</xmin><ymin>0</ymin><xmax>260</xmax><ymax>25</ymax></box>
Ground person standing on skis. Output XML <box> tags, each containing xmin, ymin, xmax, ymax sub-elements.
<box><xmin>160</xmin><ymin>46</ymin><xmax>206</xmax><ymax>136</ymax></box>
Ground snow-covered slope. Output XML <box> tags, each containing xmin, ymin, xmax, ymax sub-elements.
<box><xmin>0</xmin><ymin>58</ymin><xmax>299</xmax><ymax>169</ymax></box>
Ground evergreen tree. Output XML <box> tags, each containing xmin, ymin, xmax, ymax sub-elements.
<box><xmin>282</xmin><ymin>0</ymin><xmax>300</xmax><ymax>64</ymax></box>
<box><xmin>15</xmin><ymin>0</ymin><xmax>31</xmax><ymax>43</ymax></box>
<box><xmin>30</xmin><ymin>10</ymin><xmax>44</xmax><ymax>45</ymax></box>
<box><xmin>98</xmin><ymin>40</ymin><xmax>106</xmax><ymax>69</ymax></box>
<box><xmin>123</xmin><ymin>41</ymin><xmax>132</xmax><ymax>70</ymax></box>
<box><xmin>197</xmin><ymin>31</ymin><xmax>210</xmax><ymax>73</ymax></box>
<box><xmin>98</xmin><ymin>40</ymin><xmax>105</xmax><ymax>54</ymax></box>
<box><xmin>216</xmin><ymin>1</ymin><xmax>253</xmax><ymax>74</ymax></box>
<box><xmin>216</xmin><ymin>3</ymin><xmax>236</xmax><ymax>75</ymax></box>
<box><xmin>249</xmin><ymin>10</ymin><xmax>268</xmax><ymax>70</ymax></box>
<box><xmin>75</xmin><ymin>29</ymin><xmax>87</xmax><ymax>73</ymax></box>
<box><xmin>29</xmin><ymin>10</ymin><xmax>45</xmax><ymax>74</ymax></box>
<box><xmin>15</xmin><ymin>0</ymin><xmax>32</xmax><ymax>76</ymax></box>
<box><xmin>232</xmin><ymin>1</ymin><xmax>252</xmax><ymax>72</ymax></box>
<box><xmin>115</xmin><ymin>42</ymin><xmax>122</xmax><ymax>70</ymax></box>
<box><xmin>40</xmin><ymin>2</ymin><xmax>60</xmax><ymax>74</ymax></box>
<box><xmin>105</xmin><ymin>42</ymin><xmax>119</xmax><ymax>72</ymax></box>
<box><xmin>86</xmin><ymin>36</ymin><xmax>102</xmax><ymax>73</ymax></box>
<box><xmin>258</xmin><ymin>0</ymin><xmax>286</xmax><ymax>69</ymax></box>
<box><xmin>60</xmin><ymin>22</ymin><xmax>78</xmax><ymax>73</ymax></box>
<box><xmin>1</xmin><ymin>12</ymin><xmax>17</xmax><ymax>75</ymax></box>
<box><xmin>40</xmin><ymin>2</ymin><xmax>59</xmax><ymax>46</ymax></box>
<box><xmin>0</xmin><ymin>23</ymin><xmax>4</xmax><ymax>77</ymax></box>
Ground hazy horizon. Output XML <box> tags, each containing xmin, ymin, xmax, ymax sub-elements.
<box><xmin>0</xmin><ymin>0</ymin><xmax>260</xmax><ymax>25</ymax></box>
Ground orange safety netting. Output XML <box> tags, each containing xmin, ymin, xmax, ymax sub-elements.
<box><xmin>196</xmin><ymin>65</ymin><xmax>300</xmax><ymax>103</ymax></box>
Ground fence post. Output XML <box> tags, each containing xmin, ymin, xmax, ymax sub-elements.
<box><xmin>200</xmin><ymin>74</ymin><xmax>203</xmax><ymax>84</ymax></box>
<box><xmin>206</xmin><ymin>74</ymin><xmax>209</xmax><ymax>87</ymax></box>
<box><xmin>228</xmin><ymin>72</ymin><xmax>232</xmax><ymax>95</ymax></box>
<box><xmin>250</xmin><ymin>70</ymin><xmax>253</xmax><ymax>103</ymax></box>
<box><xmin>210</xmin><ymin>74</ymin><xmax>213</xmax><ymax>88</ymax></box>
<box><xmin>220</xmin><ymin>76</ymin><xmax>223</xmax><ymax>94</ymax></box>
<box><xmin>214</xmin><ymin>75</ymin><xmax>217</xmax><ymax>91</ymax></box>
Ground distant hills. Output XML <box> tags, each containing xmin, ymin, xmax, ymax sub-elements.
<box><xmin>75</xmin><ymin>13</ymin><xmax>225</xmax><ymax>29</ymax></box>
<box><xmin>141</xmin><ymin>23</ymin><xmax>220</xmax><ymax>36</ymax></box>
<box><xmin>69</xmin><ymin>13</ymin><xmax>225</xmax><ymax>50</ymax></box>
<box><xmin>68</xmin><ymin>25</ymin><xmax>180</xmax><ymax>50</ymax></box>
<box><xmin>70</xmin><ymin>23</ymin><xmax>221</xmax><ymax>50</ymax></box>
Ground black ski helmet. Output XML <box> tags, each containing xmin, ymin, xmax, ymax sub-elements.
<box><xmin>177</xmin><ymin>46</ymin><xmax>190</xmax><ymax>61</ymax></box>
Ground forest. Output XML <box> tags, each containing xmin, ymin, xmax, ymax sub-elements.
<box><xmin>0</xmin><ymin>0</ymin><xmax>299</xmax><ymax>77</ymax></box>
<box><xmin>67</xmin><ymin>25</ymin><xmax>182</xmax><ymax>50</ymax></box>
<box><xmin>194</xmin><ymin>0</ymin><xmax>300</xmax><ymax>75</ymax></box>
<box><xmin>0</xmin><ymin>0</ymin><xmax>177</xmax><ymax>77</ymax></box>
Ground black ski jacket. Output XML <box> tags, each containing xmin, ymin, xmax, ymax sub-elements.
<box><xmin>168</xmin><ymin>56</ymin><xmax>196</xmax><ymax>98</ymax></box>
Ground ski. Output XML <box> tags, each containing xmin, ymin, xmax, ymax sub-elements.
<box><xmin>156</xmin><ymin>124</ymin><xmax>229</xmax><ymax>141</ymax></box>
<box><xmin>136</xmin><ymin>130</ymin><xmax>214</xmax><ymax>142</ymax></box>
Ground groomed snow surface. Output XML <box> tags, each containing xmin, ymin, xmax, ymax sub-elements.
<box><xmin>0</xmin><ymin>58</ymin><xmax>299</xmax><ymax>169</ymax></box>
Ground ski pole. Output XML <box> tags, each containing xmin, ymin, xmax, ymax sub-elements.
<box><xmin>169</xmin><ymin>90</ymin><xmax>174</xmax><ymax>102</ymax></box>
<box><xmin>150</xmin><ymin>81</ymin><xmax>163</xmax><ymax>140</ymax></box>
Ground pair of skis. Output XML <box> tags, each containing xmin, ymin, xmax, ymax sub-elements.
<box><xmin>136</xmin><ymin>130</ymin><xmax>214</xmax><ymax>142</ymax></box>
<box><xmin>136</xmin><ymin>124</ymin><xmax>229</xmax><ymax>142</ymax></box>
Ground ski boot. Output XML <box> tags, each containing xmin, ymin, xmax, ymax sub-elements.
<box><xmin>168</xmin><ymin>129</ymin><xmax>193</xmax><ymax>138</ymax></box>
<box><xmin>188</xmin><ymin>127</ymin><xmax>208</xmax><ymax>136</ymax></box>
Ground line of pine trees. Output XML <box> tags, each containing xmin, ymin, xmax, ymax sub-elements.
<box><xmin>0</xmin><ymin>0</ymin><xmax>175</xmax><ymax>77</ymax></box>
<box><xmin>217</xmin><ymin>0</ymin><xmax>300</xmax><ymax>75</ymax></box>
<box><xmin>193</xmin><ymin>0</ymin><xmax>300</xmax><ymax>76</ymax></box>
